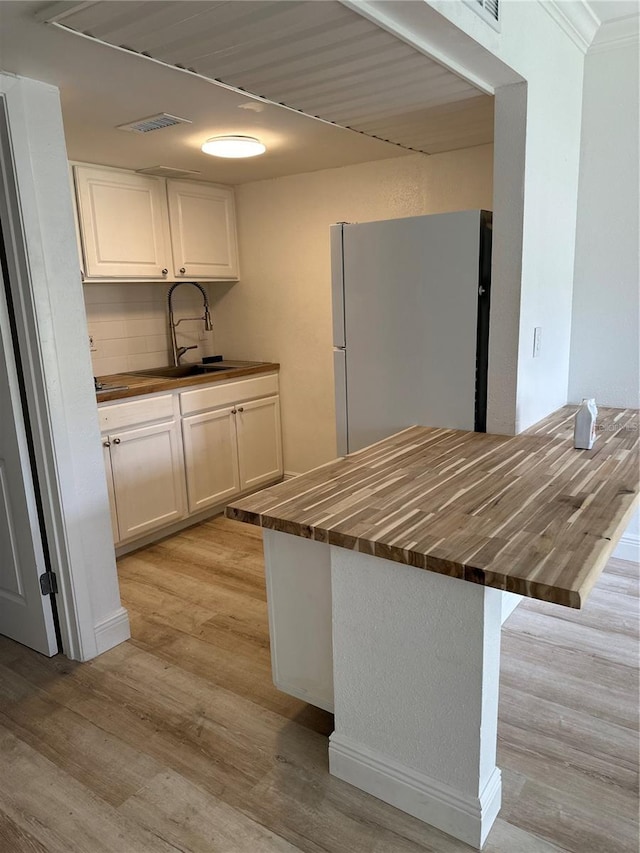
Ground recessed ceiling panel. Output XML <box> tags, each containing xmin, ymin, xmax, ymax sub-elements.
<box><xmin>42</xmin><ymin>0</ymin><xmax>494</xmax><ymax>154</ymax></box>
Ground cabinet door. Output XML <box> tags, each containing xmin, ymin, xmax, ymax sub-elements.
<box><xmin>237</xmin><ymin>396</ymin><xmax>283</xmax><ymax>492</ymax></box>
<box><xmin>167</xmin><ymin>180</ymin><xmax>239</xmax><ymax>279</ymax></box>
<box><xmin>182</xmin><ymin>406</ymin><xmax>240</xmax><ymax>513</ymax></box>
<box><xmin>74</xmin><ymin>165</ymin><xmax>171</xmax><ymax>278</ymax></box>
<box><xmin>102</xmin><ymin>441</ymin><xmax>120</xmax><ymax>544</ymax></box>
<box><xmin>109</xmin><ymin>420</ymin><xmax>186</xmax><ymax>541</ymax></box>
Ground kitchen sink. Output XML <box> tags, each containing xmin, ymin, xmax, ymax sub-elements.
<box><xmin>131</xmin><ymin>364</ymin><xmax>236</xmax><ymax>379</ymax></box>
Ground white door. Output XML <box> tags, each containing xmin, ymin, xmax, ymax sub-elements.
<box><xmin>0</xmin><ymin>276</ymin><xmax>57</xmax><ymax>655</ymax></box>
<box><xmin>167</xmin><ymin>180</ymin><xmax>239</xmax><ymax>279</ymax></box>
<box><xmin>109</xmin><ymin>420</ymin><xmax>186</xmax><ymax>541</ymax></box>
<box><xmin>74</xmin><ymin>165</ymin><xmax>171</xmax><ymax>279</ymax></box>
<box><xmin>237</xmin><ymin>396</ymin><xmax>283</xmax><ymax>492</ymax></box>
<box><xmin>182</xmin><ymin>406</ymin><xmax>240</xmax><ymax>512</ymax></box>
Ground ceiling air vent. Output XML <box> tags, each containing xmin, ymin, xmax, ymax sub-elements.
<box><xmin>116</xmin><ymin>113</ymin><xmax>192</xmax><ymax>133</ymax></box>
<box><xmin>482</xmin><ymin>0</ymin><xmax>499</xmax><ymax>20</ymax></box>
<box><xmin>466</xmin><ymin>0</ymin><xmax>500</xmax><ymax>28</ymax></box>
<box><xmin>136</xmin><ymin>166</ymin><xmax>201</xmax><ymax>179</ymax></box>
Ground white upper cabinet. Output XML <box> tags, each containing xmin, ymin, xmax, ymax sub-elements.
<box><xmin>72</xmin><ymin>165</ymin><xmax>239</xmax><ymax>282</ymax></box>
<box><xmin>167</xmin><ymin>180</ymin><xmax>239</xmax><ymax>280</ymax></box>
<box><xmin>74</xmin><ymin>165</ymin><xmax>172</xmax><ymax>279</ymax></box>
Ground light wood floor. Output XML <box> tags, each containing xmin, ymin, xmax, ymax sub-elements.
<box><xmin>0</xmin><ymin>516</ymin><xmax>637</xmax><ymax>852</ymax></box>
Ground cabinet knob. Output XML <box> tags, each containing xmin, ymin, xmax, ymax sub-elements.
<box><xmin>103</xmin><ymin>440</ymin><xmax>111</xmax><ymax>447</ymax></box>
<box><xmin>237</xmin><ymin>406</ymin><xmax>244</xmax><ymax>413</ymax></box>
<box><xmin>113</xmin><ymin>438</ymin><xmax>121</xmax><ymax>445</ymax></box>
<box><xmin>162</xmin><ymin>268</ymin><xmax>168</xmax><ymax>275</ymax></box>
<box><xmin>179</xmin><ymin>267</ymin><xmax>186</xmax><ymax>274</ymax></box>
<box><xmin>231</xmin><ymin>408</ymin><xmax>237</xmax><ymax>415</ymax></box>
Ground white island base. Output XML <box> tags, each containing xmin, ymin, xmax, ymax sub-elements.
<box><xmin>262</xmin><ymin>528</ymin><xmax>507</xmax><ymax>849</ymax></box>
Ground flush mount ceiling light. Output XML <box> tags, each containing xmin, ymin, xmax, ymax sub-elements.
<box><xmin>201</xmin><ymin>135</ymin><xmax>266</xmax><ymax>158</ymax></box>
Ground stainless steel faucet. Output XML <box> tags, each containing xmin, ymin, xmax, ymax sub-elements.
<box><xmin>167</xmin><ymin>281</ymin><xmax>213</xmax><ymax>366</ymax></box>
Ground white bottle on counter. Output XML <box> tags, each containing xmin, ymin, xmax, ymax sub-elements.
<box><xmin>574</xmin><ymin>398</ymin><xmax>598</xmax><ymax>449</ymax></box>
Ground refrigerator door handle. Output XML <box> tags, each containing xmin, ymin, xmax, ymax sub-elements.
<box><xmin>331</xmin><ymin>223</ymin><xmax>346</xmax><ymax>348</ymax></box>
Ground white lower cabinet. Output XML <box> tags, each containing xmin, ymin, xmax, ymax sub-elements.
<box><xmin>107</xmin><ymin>421</ymin><xmax>186</xmax><ymax>542</ymax></box>
<box><xmin>182</xmin><ymin>405</ymin><xmax>241</xmax><ymax>513</ymax></box>
<box><xmin>183</xmin><ymin>395</ymin><xmax>283</xmax><ymax>513</ymax></box>
<box><xmin>237</xmin><ymin>396</ymin><xmax>283</xmax><ymax>491</ymax></box>
<box><xmin>100</xmin><ymin>373</ymin><xmax>282</xmax><ymax>546</ymax></box>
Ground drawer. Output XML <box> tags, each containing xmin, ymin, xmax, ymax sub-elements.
<box><xmin>180</xmin><ymin>372</ymin><xmax>279</xmax><ymax>416</ymax></box>
<box><xmin>99</xmin><ymin>394</ymin><xmax>175</xmax><ymax>432</ymax></box>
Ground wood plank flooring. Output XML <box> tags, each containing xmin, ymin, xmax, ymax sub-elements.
<box><xmin>0</xmin><ymin>515</ymin><xmax>637</xmax><ymax>852</ymax></box>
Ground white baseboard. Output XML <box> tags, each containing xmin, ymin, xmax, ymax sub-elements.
<box><xmin>93</xmin><ymin>607</ymin><xmax>131</xmax><ymax>657</ymax></box>
<box><xmin>328</xmin><ymin>733</ymin><xmax>501</xmax><ymax>850</ymax></box>
<box><xmin>283</xmin><ymin>470</ymin><xmax>301</xmax><ymax>480</ymax></box>
<box><xmin>613</xmin><ymin>534</ymin><xmax>640</xmax><ymax>563</ymax></box>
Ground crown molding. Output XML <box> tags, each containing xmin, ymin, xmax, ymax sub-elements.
<box><xmin>539</xmin><ymin>0</ymin><xmax>600</xmax><ymax>53</ymax></box>
<box><xmin>540</xmin><ymin>1</ymin><xmax>640</xmax><ymax>54</ymax></box>
<box><xmin>590</xmin><ymin>15</ymin><xmax>640</xmax><ymax>52</ymax></box>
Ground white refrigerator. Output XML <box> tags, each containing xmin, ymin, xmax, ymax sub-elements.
<box><xmin>332</xmin><ymin>210</ymin><xmax>492</xmax><ymax>455</ymax></box>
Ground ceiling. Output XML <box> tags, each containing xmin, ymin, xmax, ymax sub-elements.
<box><xmin>0</xmin><ymin>2</ymin><xmax>413</xmax><ymax>183</ymax></box>
<box><xmin>586</xmin><ymin>0</ymin><xmax>639</xmax><ymax>24</ymax></box>
<box><xmin>41</xmin><ymin>1</ymin><xmax>495</xmax><ymax>156</ymax></box>
<box><xmin>0</xmin><ymin>2</ymin><xmax>494</xmax><ymax>185</ymax></box>
<box><xmin>587</xmin><ymin>0</ymin><xmax>640</xmax><ymax>46</ymax></box>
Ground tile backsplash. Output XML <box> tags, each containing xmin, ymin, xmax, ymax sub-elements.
<box><xmin>85</xmin><ymin>283</ymin><xmax>218</xmax><ymax>376</ymax></box>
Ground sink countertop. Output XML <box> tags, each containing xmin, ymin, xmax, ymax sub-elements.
<box><xmin>227</xmin><ymin>405</ymin><xmax>640</xmax><ymax>609</ymax></box>
<box><xmin>95</xmin><ymin>360</ymin><xmax>279</xmax><ymax>403</ymax></box>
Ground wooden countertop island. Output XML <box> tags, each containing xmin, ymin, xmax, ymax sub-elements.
<box><xmin>228</xmin><ymin>406</ymin><xmax>639</xmax><ymax>608</ymax></box>
<box><xmin>226</xmin><ymin>406</ymin><xmax>639</xmax><ymax>850</ymax></box>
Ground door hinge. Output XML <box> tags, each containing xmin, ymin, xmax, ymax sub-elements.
<box><xmin>39</xmin><ymin>572</ymin><xmax>58</xmax><ymax>596</ymax></box>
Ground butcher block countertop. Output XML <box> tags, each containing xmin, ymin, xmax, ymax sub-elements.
<box><xmin>95</xmin><ymin>361</ymin><xmax>279</xmax><ymax>403</ymax></box>
<box><xmin>226</xmin><ymin>406</ymin><xmax>639</xmax><ymax>608</ymax></box>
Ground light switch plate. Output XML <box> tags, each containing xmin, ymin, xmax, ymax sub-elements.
<box><xmin>533</xmin><ymin>327</ymin><xmax>542</xmax><ymax>358</ymax></box>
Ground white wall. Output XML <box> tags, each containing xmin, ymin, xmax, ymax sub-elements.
<box><xmin>569</xmin><ymin>40</ymin><xmax>640</xmax><ymax>557</ymax></box>
<box><xmin>569</xmin><ymin>41</ymin><xmax>639</xmax><ymax>409</ymax></box>
<box><xmin>213</xmin><ymin>146</ymin><xmax>494</xmax><ymax>474</ymax></box>
<box><xmin>505</xmin><ymin>4</ymin><xmax>584</xmax><ymax>432</ymax></box>
<box><xmin>0</xmin><ymin>73</ymin><xmax>128</xmax><ymax>659</ymax></box>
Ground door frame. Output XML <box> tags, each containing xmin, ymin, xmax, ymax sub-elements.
<box><xmin>0</xmin><ymin>75</ymin><xmax>129</xmax><ymax>661</ymax></box>
<box><xmin>0</xmin><ymin>93</ymin><xmax>88</xmax><ymax>659</ymax></box>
